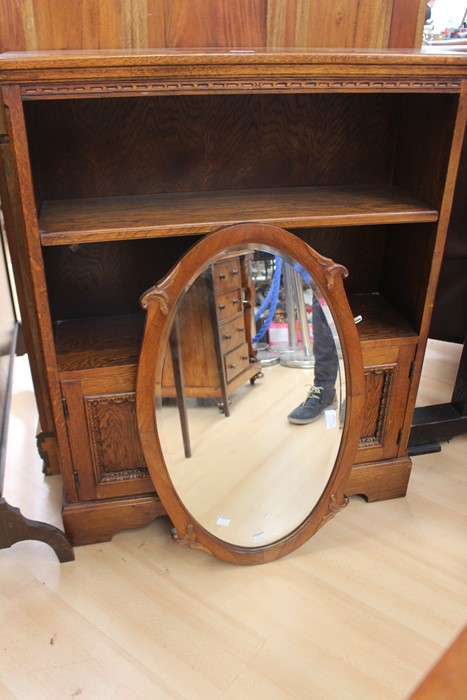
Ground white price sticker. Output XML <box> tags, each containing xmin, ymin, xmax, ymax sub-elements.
<box><xmin>324</xmin><ymin>409</ymin><xmax>337</xmax><ymax>429</ymax></box>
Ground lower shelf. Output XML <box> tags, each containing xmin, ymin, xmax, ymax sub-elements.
<box><xmin>348</xmin><ymin>294</ymin><xmax>418</xmax><ymax>345</ymax></box>
<box><xmin>55</xmin><ymin>314</ymin><xmax>145</xmax><ymax>374</ymax></box>
<box><xmin>53</xmin><ymin>294</ymin><xmax>419</xmax><ymax>376</ymax></box>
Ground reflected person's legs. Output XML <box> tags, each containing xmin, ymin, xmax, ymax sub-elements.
<box><xmin>312</xmin><ymin>295</ymin><xmax>338</xmax><ymax>401</ymax></box>
<box><xmin>287</xmin><ymin>295</ymin><xmax>338</xmax><ymax>425</ymax></box>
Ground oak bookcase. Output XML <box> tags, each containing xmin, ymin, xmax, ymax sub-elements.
<box><xmin>0</xmin><ymin>49</ymin><xmax>466</xmax><ymax>545</ymax></box>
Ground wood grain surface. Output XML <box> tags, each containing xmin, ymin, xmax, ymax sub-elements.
<box><xmin>0</xmin><ymin>0</ymin><xmax>424</xmax><ymax>53</ymax></box>
<box><xmin>39</xmin><ymin>185</ymin><xmax>438</xmax><ymax>246</ymax></box>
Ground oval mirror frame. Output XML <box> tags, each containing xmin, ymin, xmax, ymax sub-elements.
<box><xmin>137</xmin><ymin>223</ymin><xmax>365</xmax><ymax>564</ymax></box>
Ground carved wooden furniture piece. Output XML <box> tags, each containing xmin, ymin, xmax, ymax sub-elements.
<box><xmin>0</xmin><ymin>49</ymin><xmax>466</xmax><ymax>546</ymax></box>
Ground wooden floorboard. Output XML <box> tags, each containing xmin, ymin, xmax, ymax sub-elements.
<box><xmin>1</xmin><ymin>339</ymin><xmax>466</xmax><ymax>699</ymax></box>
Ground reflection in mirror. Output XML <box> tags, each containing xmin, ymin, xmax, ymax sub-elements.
<box><xmin>156</xmin><ymin>248</ymin><xmax>345</xmax><ymax>548</ymax></box>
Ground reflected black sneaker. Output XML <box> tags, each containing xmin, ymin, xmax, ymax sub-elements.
<box><xmin>287</xmin><ymin>385</ymin><xmax>337</xmax><ymax>425</ymax></box>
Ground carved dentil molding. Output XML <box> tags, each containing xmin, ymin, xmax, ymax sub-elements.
<box><xmin>21</xmin><ymin>76</ymin><xmax>462</xmax><ymax>99</ymax></box>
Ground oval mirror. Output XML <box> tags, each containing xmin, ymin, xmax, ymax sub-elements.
<box><xmin>137</xmin><ymin>224</ymin><xmax>364</xmax><ymax>564</ymax></box>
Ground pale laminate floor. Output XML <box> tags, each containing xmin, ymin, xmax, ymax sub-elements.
<box><xmin>1</xmin><ymin>340</ymin><xmax>466</xmax><ymax>700</ymax></box>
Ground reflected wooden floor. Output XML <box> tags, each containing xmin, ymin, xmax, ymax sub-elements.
<box><xmin>160</xmin><ymin>362</ymin><xmax>343</xmax><ymax>546</ymax></box>
<box><xmin>1</xmin><ymin>340</ymin><xmax>466</xmax><ymax>699</ymax></box>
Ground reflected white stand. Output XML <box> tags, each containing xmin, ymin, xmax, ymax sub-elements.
<box><xmin>280</xmin><ymin>263</ymin><xmax>315</xmax><ymax>369</ymax></box>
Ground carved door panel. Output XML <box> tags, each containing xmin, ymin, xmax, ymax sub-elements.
<box><xmin>354</xmin><ymin>343</ymin><xmax>417</xmax><ymax>464</ymax></box>
<box><xmin>61</xmin><ymin>372</ymin><xmax>154</xmax><ymax>501</ymax></box>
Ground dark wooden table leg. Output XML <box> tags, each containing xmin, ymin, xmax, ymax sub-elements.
<box><xmin>0</xmin><ymin>496</ymin><xmax>75</xmax><ymax>562</ymax></box>
<box><xmin>169</xmin><ymin>316</ymin><xmax>191</xmax><ymax>458</ymax></box>
<box><xmin>208</xmin><ymin>281</ymin><xmax>230</xmax><ymax>417</ymax></box>
<box><xmin>0</xmin><ymin>324</ymin><xmax>74</xmax><ymax>562</ymax></box>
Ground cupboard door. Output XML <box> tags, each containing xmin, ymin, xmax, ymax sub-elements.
<box><xmin>61</xmin><ymin>373</ymin><xmax>154</xmax><ymax>501</ymax></box>
<box><xmin>354</xmin><ymin>343</ymin><xmax>417</xmax><ymax>464</ymax></box>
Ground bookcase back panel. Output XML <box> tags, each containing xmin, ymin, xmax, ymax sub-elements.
<box><xmin>44</xmin><ymin>236</ymin><xmax>198</xmax><ymax>321</ymax></box>
<box><xmin>293</xmin><ymin>226</ymin><xmax>387</xmax><ymax>296</ymax></box>
<box><xmin>381</xmin><ymin>222</ymin><xmax>438</xmax><ymax>334</ymax></box>
<box><xmin>393</xmin><ymin>94</ymin><xmax>459</xmax><ymax>208</ymax></box>
<box><xmin>25</xmin><ymin>93</ymin><xmax>397</xmax><ymax>201</ymax></box>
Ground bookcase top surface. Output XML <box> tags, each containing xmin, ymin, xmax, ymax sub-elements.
<box><xmin>1</xmin><ymin>47</ymin><xmax>467</xmax><ymax>76</ymax></box>
<box><xmin>1</xmin><ymin>48</ymin><xmax>466</xmax><ymax>100</ymax></box>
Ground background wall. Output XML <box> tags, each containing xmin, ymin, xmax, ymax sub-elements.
<box><xmin>429</xmin><ymin>0</ymin><xmax>466</xmax><ymax>33</ymax></box>
<box><xmin>0</xmin><ymin>0</ymin><xmax>425</xmax><ymax>53</ymax></box>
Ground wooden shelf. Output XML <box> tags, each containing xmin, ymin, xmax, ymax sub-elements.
<box><xmin>54</xmin><ymin>294</ymin><xmax>418</xmax><ymax>376</ymax></box>
<box><xmin>39</xmin><ymin>184</ymin><xmax>438</xmax><ymax>246</ymax></box>
<box><xmin>55</xmin><ymin>314</ymin><xmax>145</xmax><ymax>374</ymax></box>
<box><xmin>349</xmin><ymin>293</ymin><xmax>418</xmax><ymax>345</ymax></box>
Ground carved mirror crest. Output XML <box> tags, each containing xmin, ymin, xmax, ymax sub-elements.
<box><xmin>137</xmin><ymin>223</ymin><xmax>364</xmax><ymax>564</ymax></box>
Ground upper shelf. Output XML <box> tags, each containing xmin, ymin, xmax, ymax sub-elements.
<box><xmin>39</xmin><ymin>184</ymin><xmax>438</xmax><ymax>246</ymax></box>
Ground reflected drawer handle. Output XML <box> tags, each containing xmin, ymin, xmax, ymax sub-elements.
<box><xmin>219</xmin><ymin>273</ymin><xmax>226</xmax><ymax>280</ymax></box>
<box><xmin>219</xmin><ymin>304</ymin><xmax>226</xmax><ymax>310</ymax></box>
<box><xmin>229</xmin><ymin>363</ymin><xmax>237</xmax><ymax>369</ymax></box>
<box><xmin>232</xmin><ymin>299</ymin><xmax>239</xmax><ymax>305</ymax></box>
<box><xmin>224</xmin><ymin>333</ymin><xmax>232</xmax><ymax>340</ymax></box>
<box><xmin>231</xmin><ymin>269</ymin><xmax>239</xmax><ymax>276</ymax></box>
<box><xmin>242</xmin><ymin>355</ymin><xmax>249</xmax><ymax>361</ymax></box>
<box><xmin>237</xmin><ymin>327</ymin><xmax>244</xmax><ymax>333</ymax></box>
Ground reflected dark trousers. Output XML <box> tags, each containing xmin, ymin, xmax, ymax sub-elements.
<box><xmin>312</xmin><ymin>295</ymin><xmax>338</xmax><ymax>400</ymax></box>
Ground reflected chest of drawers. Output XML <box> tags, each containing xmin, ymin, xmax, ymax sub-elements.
<box><xmin>162</xmin><ymin>252</ymin><xmax>261</xmax><ymax>413</ymax></box>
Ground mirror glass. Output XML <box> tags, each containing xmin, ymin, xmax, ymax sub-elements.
<box><xmin>156</xmin><ymin>247</ymin><xmax>345</xmax><ymax>548</ymax></box>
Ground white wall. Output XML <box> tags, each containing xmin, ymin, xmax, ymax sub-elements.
<box><xmin>430</xmin><ymin>0</ymin><xmax>466</xmax><ymax>32</ymax></box>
